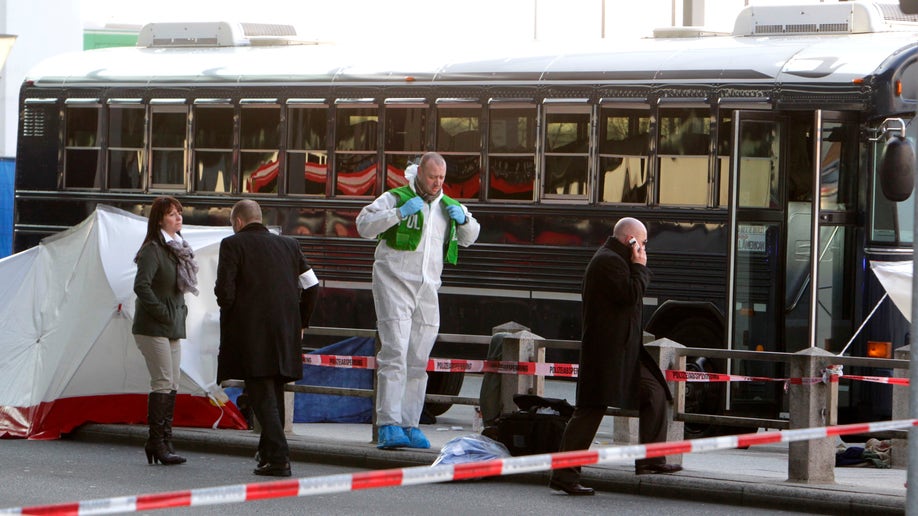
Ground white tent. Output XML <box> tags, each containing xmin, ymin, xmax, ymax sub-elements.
<box><xmin>871</xmin><ymin>260</ymin><xmax>912</xmax><ymax>323</ymax></box>
<box><xmin>0</xmin><ymin>205</ymin><xmax>247</xmax><ymax>439</ymax></box>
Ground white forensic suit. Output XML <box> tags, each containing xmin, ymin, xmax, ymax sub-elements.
<box><xmin>356</xmin><ymin>177</ymin><xmax>480</xmax><ymax>428</ymax></box>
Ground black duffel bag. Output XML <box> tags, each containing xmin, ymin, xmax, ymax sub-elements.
<box><xmin>496</xmin><ymin>394</ymin><xmax>573</xmax><ymax>456</ymax></box>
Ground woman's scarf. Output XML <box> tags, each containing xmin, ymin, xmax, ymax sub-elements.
<box><xmin>164</xmin><ymin>238</ymin><xmax>199</xmax><ymax>295</ymax></box>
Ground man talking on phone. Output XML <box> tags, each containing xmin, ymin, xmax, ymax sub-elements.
<box><xmin>549</xmin><ymin>217</ymin><xmax>680</xmax><ymax>496</ymax></box>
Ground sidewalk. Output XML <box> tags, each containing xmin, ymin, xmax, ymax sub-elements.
<box><xmin>72</xmin><ymin>377</ymin><xmax>907</xmax><ymax>515</ymax></box>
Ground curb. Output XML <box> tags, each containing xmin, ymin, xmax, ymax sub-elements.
<box><xmin>71</xmin><ymin>424</ymin><xmax>904</xmax><ymax>515</ymax></box>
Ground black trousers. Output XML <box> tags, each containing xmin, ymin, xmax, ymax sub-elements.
<box><xmin>245</xmin><ymin>376</ymin><xmax>289</xmax><ymax>464</ymax></box>
<box><xmin>552</xmin><ymin>361</ymin><xmax>668</xmax><ymax>483</ymax></box>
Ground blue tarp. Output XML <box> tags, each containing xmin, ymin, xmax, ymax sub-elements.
<box><xmin>224</xmin><ymin>336</ymin><xmax>375</xmax><ymax>424</ymax></box>
<box><xmin>0</xmin><ymin>158</ymin><xmax>13</xmax><ymax>258</ymax></box>
<box><xmin>295</xmin><ymin>336</ymin><xmax>375</xmax><ymax>423</ymax></box>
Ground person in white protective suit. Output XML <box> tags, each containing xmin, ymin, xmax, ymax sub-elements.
<box><xmin>356</xmin><ymin>151</ymin><xmax>480</xmax><ymax>449</ymax></box>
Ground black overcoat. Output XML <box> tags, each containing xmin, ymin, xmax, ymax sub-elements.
<box><xmin>215</xmin><ymin>223</ymin><xmax>314</xmax><ymax>383</ymax></box>
<box><xmin>575</xmin><ymin>237</ymin><xmax>671</xmax><ymax>409</ymax></box>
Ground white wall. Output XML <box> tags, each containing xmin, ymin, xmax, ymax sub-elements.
<box><xmin>0</xmin><ymin>0</ymin><xmax>82</xmax><ymax>158</ymax></box>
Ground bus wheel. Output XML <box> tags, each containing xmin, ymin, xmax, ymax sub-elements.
<box><xmin>423</xmin><ymin>371</ymin><xmax>465</xmax><ymax>417</ymax></box>
<box><xmin>682</xmin><ymin>357</ymin><xmax>724</xmax><ymax>439</ymax></box>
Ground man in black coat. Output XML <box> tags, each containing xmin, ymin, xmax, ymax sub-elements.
<box><xmin>215</xmin><ymin>200</ymin><xmax>319</xmax><ymax>477</ymax></box>
<box><xmin>549</xmin><ymin>217</ymin><xmax>680</xmax><ymax>496</ymax></box>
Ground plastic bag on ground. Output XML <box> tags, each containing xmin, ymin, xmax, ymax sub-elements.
<box><xmin>432</xmin><ymin>434</ymin><xmax>511</xmax><ymax>466</ymax></box>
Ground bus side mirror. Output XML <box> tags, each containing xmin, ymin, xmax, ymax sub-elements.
<box><xmin>879</xmin><ymin>135</ymin><xmax>915</xmax><ymax>202</ymax></box>
<box><xmin>901</xmin><ymin>0</ymin><xmax>918</xmax><ymax>15</ymax></box>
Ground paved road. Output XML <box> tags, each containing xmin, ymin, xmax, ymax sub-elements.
<box><xmin>0</xmin><ymin>438</ymin><xmax>814</xmax><ymax>515</ymax></box>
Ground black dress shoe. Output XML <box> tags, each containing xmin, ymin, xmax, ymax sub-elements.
<box><xmin>635</xmin><ymin>463</ymin><xmax>683</xmax><ymax>475</ymax></box>
<box><xmin>549</xmin><ymin>479</ymin><xmax>595</xmax><ymax>496</ymax></box>
<box><xmin>254</xmin><ymin>462</ymin><xmax>292</xmax><ymax>477</ymax></box>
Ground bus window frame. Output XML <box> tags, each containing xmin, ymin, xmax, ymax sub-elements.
<box><xmin>486</xmin><ymin>100</ymin><xmax>537</xmax><ymax>203</ymax></box>
<box><xmin>383</xmin><ymin>98</ymin><xmax>429</xmax><ymax>192</ymax></box>
<box><xmin>63</xmin><ymin>99</ymin><xmax>102</xmax><ymax>191</ymax></box>
<box><xmin>333</xmin><ymin>99</ymin><xmax>380</xmax><ymax>198</ymax></box>
<box><xmin>656</xmin><ymin>104</ymin><xmax>714</xmax><ymax>208</ymax></box>
<box><xmin>105</xmin><ymin>98</ymin><xmax>145</xmax><ymax>192</ymax></box>
<box><xmin>286</xmin><ymin>99</ymin><xmax>329</xmax><ymax>197</ymax></box>
<box><xmin>149</xmin><ymin>102</ymin><xmax>189</xmax><ymax>192</ymax></box>
<box><xmin>191</xmin><ymin>99</ymin><xmax>234</xmax><ymax>194</ymax></box>
<box><xmin>597</xmin><ymin>101</ymin><xmax>652</xmax><ymax>206</ymax></box>
<box><xmin>239</xmin><ymin>101</ymin><xmax>281</xmax><ymax>195</ymax></box>
<box><xmin>541</xmin><ymin>101</ymin><xmax>592</xmax><ymax>203</ymax></box>
<box><xmin>435</xmin><ymin>100</ymin><xmax>483</xmax><ymax>201</ymax></box>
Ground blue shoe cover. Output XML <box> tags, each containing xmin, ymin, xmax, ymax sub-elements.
<box><xmin>404</xmin><ymin>427</ymin><xmax>430</xmax><ymax>449</ymax></box>
<box><xmin>377</xmin><ymin>425</ymin><xmax>410</xmax><ymax>449</ymax></box>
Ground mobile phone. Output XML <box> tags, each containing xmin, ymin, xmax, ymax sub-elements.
<box><xmin>628</xmin><ymin>237</ymin><xmax>637</xmax><ymax>247</ymax></box>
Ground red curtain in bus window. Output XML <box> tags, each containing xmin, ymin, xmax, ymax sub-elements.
<box><xmin>336</xmin><ymin>162</ymin><xmax>377</xmax><ymax>196</ymax></box>
<box><xmin>247</xmin><ymin>160</ymin><xmax>279</xmax><ymax>193</ymax></box>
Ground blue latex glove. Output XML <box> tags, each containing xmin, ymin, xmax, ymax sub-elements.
<box><xmin>399</xmin><ymin>196</ymin><xmax>424</xmax><ymax>218</ymax></box>
<box><xmin>446</xmin><ymin>205</ymin><xmax>466</xmax><ymax>225</ymax></box>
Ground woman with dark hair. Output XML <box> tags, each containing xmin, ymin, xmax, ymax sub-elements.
<box><xmin>132</xmin><ymin>196</ymin><xmax>199</xmax><ymax>465</ymax></box>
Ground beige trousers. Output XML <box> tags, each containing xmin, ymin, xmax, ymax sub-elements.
<box><xmin>134</xmin><ymin>335</ymin><xmax>180</xmax><ymax>393</ymax></box>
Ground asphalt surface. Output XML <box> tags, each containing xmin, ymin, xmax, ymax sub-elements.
<box><xmin>70</xmin><ymin>403</ymin><xmax>908</xmax><ymax>515</ymax></box>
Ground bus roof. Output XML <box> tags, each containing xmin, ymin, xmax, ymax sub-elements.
<box><xmin>22</xmin><ymin>1</ymin><xmax>918</xmax><ymax>90</ymax></box>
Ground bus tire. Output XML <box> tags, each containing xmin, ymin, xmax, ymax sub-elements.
<box><xmin>423</xmin><ymin>371</ymin><xmax>465</xmax><ymax>417</ymax></box>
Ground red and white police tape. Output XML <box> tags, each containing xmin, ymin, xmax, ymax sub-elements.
<box><xmin>4</xmin><ymin>418</ymin><xmax>916</xmax><ymax>515</ymax></box>
<box><xmin>302</xmin><ymin>353</ymin><xmax>907</xmax><ymax>385</ymax></box>
<box><xmin>302</xmin><ymin>354</ymin><xmax>580</xmax><ymax>378</ymax></box>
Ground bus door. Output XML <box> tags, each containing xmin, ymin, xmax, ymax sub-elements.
<box><xmin>727</xmin><ymin>110</ymin><xmax>859</xmax><ymax>418</ymax></box>
<box><xmin>726</xmin><ymin>111</ymin><xmax>787</xmax><ymax>418</ymax></box>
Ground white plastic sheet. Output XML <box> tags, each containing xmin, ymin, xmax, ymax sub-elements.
<box><xmin>871</xmin><ymin>261</ymin><xmax>913</xmax><ymax>322</ymax></box>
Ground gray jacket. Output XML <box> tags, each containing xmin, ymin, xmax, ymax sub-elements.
<box><xmin>132</xmin><ymin>238</ymin><xmax>187</xmax><ymax>339</ymax></box>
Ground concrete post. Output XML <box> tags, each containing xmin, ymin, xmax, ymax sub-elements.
<box><xmin>892</xmin><ymin>344</ymin><xmax>910</xmax><ymax>468</ymax></box>
<box><xmin>478</xmin><ymin>322</ymin><xmax>532</xmax><ymax>425</ymax></box>
<box><xmin>643</xmin><ymin>338</ymin><xmax>686</xmax><ymax>466</ymax></box>
<box><xmin>499</xmin><ymin>330</ymin><xmax>545</xmax><ymax>414</ymax></box>
<box><xmin>787</xmin><ymin>347</ymin><xmax>837</xmax><ymax>483</ymax></box>
<box><xmin>284</xmin><ymin>383</ymin><xmax>294</xmax><ymax>433</ymax></box>
<box><xmin>613</xmin><ymin>332</ymin><xmax>670</xmax><ymax>444</ymax></box>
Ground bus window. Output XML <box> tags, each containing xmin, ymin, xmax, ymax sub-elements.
<box><xmin>543</xmin><ymin>107</ymin><xmax>590</xmax><ymax>199</ymax></box>
<box><xmin>737</xmin><ymin>119</ymin><xmax>779</xmax><ymax>208</ymax></box>
<box><xmin>193</xmin><ymin>106</ymin><xmax>233</xmax><ymax>193</ymax></box>
<box><xmin>335</xmin><ymin>106</ymin><xmax>378</xmax><ymax>196</ymax></box>
<box><xmin>64</xmin><ymin>105</ymin><xmax>101</xmax><ymax>189</ymax></box>
<box><xmin>658</xmin><ymin>108</ymin><xmax>710</xmax><ymax>206</ymax></box>
<box><xmin>716</xmin><ymin>114</ymin><xmax>731</xmax><ymax>207</ymax></box>
<box><xmin>150</xmin><ymin>107</ymin><xmax>187</xmax><ymax>190</ymax></box>
<box><xmin>819</xmin><ymin>121</ymin><xmax>857</xmax><ymax>211</ymax></box>
<box><xmin>287</xmin><ymin>105</ymin><xmax>328</xmax><ymax>196</ymax></box>
<box><xmin>436</xmin><ymin>106</ymin><xmax>481</xmax><ymax>200</ymax></box>
<box><xmin>241</xmin><ymin>105</ymin><xmax>280</xmax><ymax>194</ymax></box>
<box><xmin>107</xmin><ymin>105</ymin><xmax>144</xmax><ymax>190</ymax></box>
<box><xmin>599</xmin><ymin>108</ymin><xmax>650</xmax><ymax>204</ymax></box>
<box><xmin>488</xmin><ymin>106</ymin><xmax>536</xmax><ymax>201</ymax></box>
<box><xmin>384</xmin><ymin>106</ymin><xmax>427</xmax><ymax>189</ymax></box>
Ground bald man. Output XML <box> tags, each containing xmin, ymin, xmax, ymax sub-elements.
<box><xmin>550</xmin><ymin>217</ymin><xmax>680</xmax><ymax>496</ymax></box>
<box><xmin>215</xmin><ymin>200</ymin><xmax>319</xmax><ymax>477</ymax></box>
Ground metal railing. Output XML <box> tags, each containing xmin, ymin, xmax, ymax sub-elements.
<box><xmin>221</xmin><ymin>323</ymin><xmax>912</xmax><ymax>483</ymax></box>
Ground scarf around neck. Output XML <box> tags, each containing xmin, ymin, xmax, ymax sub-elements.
<box><xmin>164</xmin><ymin>237</ymin><xmax>199</xmax><ymax>296</ymax></box>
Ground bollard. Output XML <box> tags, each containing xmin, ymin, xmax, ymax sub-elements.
<box><xmin>478</xmin><ymin>322</ymin><xmax>531</xmax><ymax>426</ymax></box>
<box><xmin>284</xmin><ymin>382</ymin><xmax>294</xmax><ymax>433</ymax></box>
<box><xmin>638</xmin><ymin>338</ymin><xmax>686</xmax><ymax>466</ymax></box>
<box><xmin>892</xmin><ymin>344</ymin><xmax>910</xmax><ymax>468</ymax></box>
<box><xmin>613</xmin><ymin>332</ymin><xmax>674</xmax><ymax>444</ymax></box>
<box><xmin>499</xmin><ymin>330</ymin><xmax>545</xmax><ymax>414</ymax></box>
<box><xmin>787</xmin><ymin>347</ymin><xmax>838</xmax><ymax>483</ymax></box>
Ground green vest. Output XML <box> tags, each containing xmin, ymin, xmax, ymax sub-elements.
<box><xmin>380</xmin><ymin>185</ymin><xmax>461</xmax><ymax>265</ymax></box>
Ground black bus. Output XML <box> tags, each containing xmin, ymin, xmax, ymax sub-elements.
<box><xmin>14</xmin><ymin>2</ymin><xmax>918</xmax><ymax>434</ymax></box>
